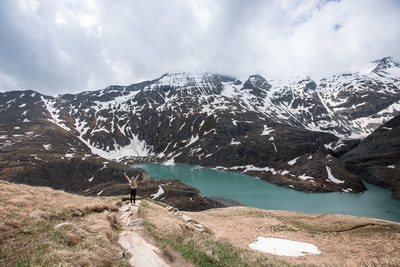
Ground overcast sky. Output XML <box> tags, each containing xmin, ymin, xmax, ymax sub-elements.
<box><xmin>0</xmin><ymin>0</ymin><xmax>400</xmax><ymax>95</ymax></box>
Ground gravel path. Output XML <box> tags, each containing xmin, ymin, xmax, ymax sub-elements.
<box><xmin>118</xmin><ymin>201</ymin><xmax>170</xmax><ymax>267</ymax></box>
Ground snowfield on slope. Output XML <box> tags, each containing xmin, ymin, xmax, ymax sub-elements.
<box><xmin>249</xmin><ymin>237</ymin><xmax>321</xmax><ymax>257</ymax></box>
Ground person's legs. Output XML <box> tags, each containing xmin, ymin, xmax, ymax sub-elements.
<box><xmin>130</xmin><ymin>189</ymin><xmax>134</xmax><ymax>203</ymax></box>
<box><xmin>132</xmin><ymin>189</ymin><xmax>137</xmax><ymax>204</ymax></box>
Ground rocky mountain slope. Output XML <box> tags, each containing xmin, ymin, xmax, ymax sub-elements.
<box><xmin>1</xmin><ymin>57</ymin><xmax>399</xmax><ymax>198</ymax></box>
<box><xmin>341</xmin><ymin>114</ymin><xmax>400</xmax><ymax>199</ymax></box>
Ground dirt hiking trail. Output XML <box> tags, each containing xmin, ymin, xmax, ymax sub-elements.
<box><xmin>118</xmin><ymin>200</ymin><xmax>191</xmax><ymax>267</ymax></box>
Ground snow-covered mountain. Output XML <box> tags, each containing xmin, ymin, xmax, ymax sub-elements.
<box><xmin>1</xmin><ymin>56</ymin><xmax>399</xmax><ymax>197</ymax></box>
<box><xmin>31</xmin><ymin>57</ymin><xmax>399</xmax><ymax>161</ymax></box>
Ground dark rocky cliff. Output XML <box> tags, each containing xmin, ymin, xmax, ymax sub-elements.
<box><xmin>341</xmin><ymin>115</ymin><xmax>400</xmax><ymax>199</ymax></box>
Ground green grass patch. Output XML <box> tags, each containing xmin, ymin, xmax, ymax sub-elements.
<box><xmin>271</xmin><ymin>224</ymin><xmax>299</xmax><ymax>232</ymax></box>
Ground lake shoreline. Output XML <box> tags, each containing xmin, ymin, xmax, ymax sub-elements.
<box><xmin>133</xmin><ymin>163</ymin><xmax>400</xmax><ymax>223</ymax></box>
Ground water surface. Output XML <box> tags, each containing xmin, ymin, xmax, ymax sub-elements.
<box><xmin>133</xmin><ymin>163</ymin><xmax>400</xmax><ymax>222</ymax></box>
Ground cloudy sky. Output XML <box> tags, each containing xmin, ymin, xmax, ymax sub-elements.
<box><xmin>0</xmin><ymin>0</ymin><xmax>399</xmax><ymax>95</ymax></box>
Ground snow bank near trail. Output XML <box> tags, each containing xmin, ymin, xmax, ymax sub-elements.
<box><xmin>249</xmin><ymin>237</ymin><xmax>321</xmax><ymax>257</ymax></box>
<box><xmin>151</xmin><ymin>185</ymin><xmax>165</xmax><ymax>200</ymax></box>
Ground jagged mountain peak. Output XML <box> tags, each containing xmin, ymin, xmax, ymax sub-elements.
<box><xmin>370</xmin><ymin>56</ymin><xmax>400</xmax><ymax>79</ymax></box>
<box><xmin>242</xmin><ymin>74</ymin><xmax>270</xmax><ymax>88</ymax></box>
<box><xmin>241</xmin><ymin>74</ymin><xmax>272</xmax><ymax>97</ymax></box>
<box><xmin>372</xmin><ymin>56</ymin><xmax>400</xmax><ymax>70</ymax></box>
<box><xmin>356</xmin><ymin>56</ymin><xmax>400</xmax><ymax>77</ymax></box>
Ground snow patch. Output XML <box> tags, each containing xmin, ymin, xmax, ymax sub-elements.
<box><xmin>151</xmin><ymin>185</ymin><xmax>165</xmax><ymax>200</ymax></box>
<box><xmin>42</xmin><ymin>144</ymin><xmax>52</xmax><ymax>150</ymax></box>
<box><xmin>261</xmin><ymin>125</ymin><xmax>274</xmax><ymax>136</ymax></box>
<box><xmin>271</xmin><ymin>142</ymin><xmax>277</xmax><ymax>152</ymax></box>
<box><xmin>185</xmin><ymin>134</ymin><xmax>199</xmax><ymax>147</ymax></box>
<box><xmin>249</xmin><ymin>237</ymin><xmax>321</xmax><ymax>257</ymax></box>
<box><xmin>64</xmin><ymin>153</ymin><xmax>74</xmax><ymax>158</ymax></box>
<box><xmin>325</xmin><ymin>166</ymin><xmax>344</xmax><ymax>184</ymax></box>
<box><xmin>163</xmin><ymin>159</ymin><xmax>175</xmax><ymax>165</ymax></box>
<box><xmin>41</xmin><ymin>97</ymin><xmax>70</xmax><ymax>131</ymax></box>
<box><xmin>324</xmin><ymin>140</ymin><xmax>346</xmax><ymax>151</ymax></box>
<box><xmin>80</xmin><ymin>134</ymin><xmax>153</xmax><ymax>161</ymax></box>
<box><xmin>221</xmin><ymin>82</ymin><xmax>240</xmax><ymax>98</ymax></box>
<box><xmin>287</xmin><ymin>157</ymin><xmax>299</xmax><ymax>165</ymax></box>
<box><xmin>298</xmin><ymin>174</ymin><xmax>314</xmax><ymax>180</ymax></box>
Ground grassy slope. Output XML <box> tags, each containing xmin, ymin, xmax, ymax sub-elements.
<box><xmin>139</xmin><ymin>199</ymin><xmax>400</xmax><ymax>267</ymax></box>
<box><xmin>0</xmin><ymin>181</ymin><xmax>130</xmax><ymax>267</ymax></box>
<box><xmin>2</xmin><ymin>181</ymin><xmax>400</xmax><ymax>267</ymax></box>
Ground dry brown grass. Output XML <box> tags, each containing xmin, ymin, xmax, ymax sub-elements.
<box><xmin>185</xmin><ymin>206</ymin><xmax>400</xmax><ymax>267</ymax></box>
<box><xmin>0</xmin><ymin>181</ymin><xmax>130</xmax><ymax>267</ymax></box>
<box><xmin>2</xmin><ymin>180</ymin><xmax>400</xmax><ymax>267</ymax></box>
<box><xmin>139</xmin><ymin>200</ymin><xmax>288</xmax><ymax>267</ymax></box>
<box><xmin>138</xmin><ymin>199</ymin><xmax>400</xmax><ymax>267</ymax></box>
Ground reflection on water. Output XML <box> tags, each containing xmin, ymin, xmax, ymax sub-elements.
<box><xmin>133</xmin><ymin>163</ymin><xmax>400</xmax><ymax>222</ymax></box>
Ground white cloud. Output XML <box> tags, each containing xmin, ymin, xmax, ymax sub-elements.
<box><xmin>16</xmin><ymin>0</ymin><xmax>40</xmax><ymax>14</ymax></box>
<box><xmin>54</xmin><ymin>0</ymin><xmax>103</xmax><ymax>37</ymax></box>
<box><xmin>0</xmin><ymin>0</ymin><xmax>399</xmax><ymax>95</ymax></box>
<box><xmin>0</xmin><ymin>71</ymin><xmax>19</xmax><ymax>89</ymax></box>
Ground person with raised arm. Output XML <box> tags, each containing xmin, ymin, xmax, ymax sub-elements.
<box><xmin>124</xmin><ymin>172</ymin><xmax>139</xmax><ymax>205</ymax></box>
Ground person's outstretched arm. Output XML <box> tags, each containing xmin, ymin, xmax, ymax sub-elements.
<box><xmin>133</xmin><ymin>174</ymin><xmax>139</xmax><ymax>182</ymax></box>
<box><xmin>123</xmin><ymin>173</ymin><xmax>131</xmax><ymax>182</ymax></box>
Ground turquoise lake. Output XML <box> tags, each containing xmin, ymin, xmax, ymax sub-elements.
<box><xmin>133</xmin><ymin>163</ymin><xmax>400</xmax><ymax>222</ymax></box>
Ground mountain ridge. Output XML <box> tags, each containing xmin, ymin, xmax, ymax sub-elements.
<box><xmin>1</xmin><ymin>56</ymin><xmax>399</xmax><ymax>198</ymax></box>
